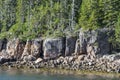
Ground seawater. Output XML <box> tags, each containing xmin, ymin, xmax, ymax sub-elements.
<box><xmin>0</xmin><ymin>68</ymin><xmax>119</xmax><ymax>80</ymax></box>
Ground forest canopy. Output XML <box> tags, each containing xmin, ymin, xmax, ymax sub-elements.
<box><xmin>0</xmin><ymin>0</ymin><xmax>120</xmax><ymax>41</ymax></box>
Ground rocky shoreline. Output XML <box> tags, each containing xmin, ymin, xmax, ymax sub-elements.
<box><xmin>1</xmin><ymin>54</ymin><xmax>120</xmax><ymax>73</ymax></box>
<box><xmin>0</xmin><ymin>28</ymin><xmax>120</xmax><ymax>73</ymax></box>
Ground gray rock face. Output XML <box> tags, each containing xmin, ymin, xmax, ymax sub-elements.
<box><xmin>31</xmin><ymin>39</ymin><xmax>43</xmax><ymax>58</ymax></box>
<box><xmin>75</xmin><ymin>28</ymin><xmax>114</xmax><ymax>56</ymax></box>
<box><xmin>0</xmin><ymin>40</ymin><xmax>3</xmax><ymax>51</ymax></box>
<box><xmin>97</xmin><ymin>29</ymin><xmax>114</xmax><ymax>54</ymax></box>
<box><xmin>0</xmin><ymin>28</ymin><xmax>115</xmax><ymax>62</ymax></box>
<box><xmin>65</xmin><ymin>36</ymin><xmax>77</xmax><ymax>56</ymax></box>
<box><xmin>43</xmin><ymin>38</ymin><xmax>65</xmax><ymax>59</ymax></box>
<box><xmin>0</xmin><ymin>38</ymin><xmax>7</xmax><ymax>51</ymax></box>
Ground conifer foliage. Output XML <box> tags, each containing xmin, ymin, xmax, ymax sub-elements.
<box><xmin>0</xmin><ymin>0</ymin><xmax>120</xmax><ymax>41</ymax></box>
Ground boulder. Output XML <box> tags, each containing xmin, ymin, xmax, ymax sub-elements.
<box><xmin>0</xmin><ymin>56</ymin><xmax>7</xmax><ymax>64</ymax></box>
<box><xmin>43</xmin><ymin>38</ymin><xmax>65</xmax><ymax>59</ymax></box>
<box><xmin>35</xmin><ymin>58</ymin><xmax>43</xmax><ymax>64</ymax></box>
<box><xmin>68</xmin><ymin>56</ymin><xmax>76</xmax><ymax>62</ymax></box>
<box><xmin>102</xmin><ymin>53</ymin><xmax>120</xmax><ymax>61</ymax></box>
<box><xmin>23</xmin><ymin>55</ymin><xmax>35</xmax><ymax>61</ymax></box>
<box><xmin>77</xmin><ymin>55</ymin><xmax>86</xmax><ymax>61</ymax></box>
<box><xmin>65</xmin><ymin>36</ymin><xmax>77</xmax><ymax>56</ymax></box>
<box><xmin>57</xmin><ymin>56</ymin><xmax>64</xmax><ymax>63</ymax></box>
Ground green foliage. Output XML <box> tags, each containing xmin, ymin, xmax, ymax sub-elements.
<box><xmin>109</xmin><ymin>14</ymin><xmax>120</xmax><ymax>50</ymax></box>
<box><xmin>79</xmin><ymin>0</ymin><xmax>100</xmax><ymax>30</ymax></box>
<box><xmin>102</xmin><ymin>0</ymin><xmax>120</xmax><ymax>27</ymax></box>
<box><xmin>79</xmin><ymin>0</ymin><xmax>120</xmax><ymax>29</ymax></box>
<box><xmin>0</xmin><ymin>0</ymin><xmax>120</xmax><ymax>41</ymax></box>
<box><xmin>115</xmin><ymin>15</ymin><xmax>120</xmax><ymax>42</ymax></box>
<box><xmin>0</xmin><ymin>32</ymin><xmax>9</xmax><ymax>39</ymax></box>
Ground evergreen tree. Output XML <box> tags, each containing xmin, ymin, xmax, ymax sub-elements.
<box><xmin>102</xmin><ymin>0</ymin><xmax>120</xmax><ymax>28</ymax></box>
<box><xmin>115</xmin><ymin>14</ymin><xmax>120</xmax><ymax>42</ymax></box>
<box><xmin>0</xmin><ymin>0</ymin><xmax>120</xmax><ymax>41</ymax></box>
<box><xmin>79</xmin><ymin>0</ymin><xmax>100</xmax><ymax>30</ymax></box>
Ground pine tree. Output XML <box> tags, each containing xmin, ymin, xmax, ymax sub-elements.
<box><xmin>102</xmin><ymin>0</ymin><xmax>120</xmax><ymax>28</ymax></box>
<box><xmin>79</xmin><ymin>0</ymin><xmax>100</xmax><ymax>30</ymax></box>
<box><xmin>115</xmin><ymin>14</ymin><xmax>120</xmax><ymax>42</ymax></box>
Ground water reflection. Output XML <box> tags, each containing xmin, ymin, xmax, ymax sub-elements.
<box><xmin>0</xmin><ymin>68</ymin><xmax>120</xmax><ymax>80</ymax></box>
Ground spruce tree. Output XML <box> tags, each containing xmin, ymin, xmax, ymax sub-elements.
<box><xmin>79</xmin><ymin>0</ymin><xmax>100</xmax><ymax>30</ymax></box>
<box><xmin>115</xmin><ymin>14</ymin><xmax>120</xmax><ymax>42</ymax></box>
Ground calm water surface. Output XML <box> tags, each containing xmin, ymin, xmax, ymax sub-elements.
<box><xmin>0</xmin><ymin>68</ymin><xmax>120</xmax><ymax>80</ymax></box>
